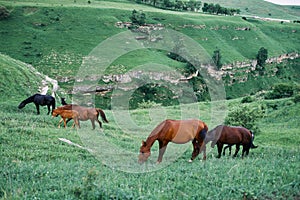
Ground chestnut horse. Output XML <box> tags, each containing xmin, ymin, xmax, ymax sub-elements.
<box><xmin>205</xmin><ymin>125</ymin><xmax>258</xmax><ymax>158</ymax></box>
<box><xmin>138</xmin><ymin>119</ymin><xmax>208</xmax><ymax>164</ymax></box>
<box><xmin>57</xmin><ymin>105</ymin><xmax>108</xmax><ymax>129</ymax></box>
<box><xmin>52</xmin><ymin>108</ymin><xmax>80</xmax><ymax>128</ymax></box>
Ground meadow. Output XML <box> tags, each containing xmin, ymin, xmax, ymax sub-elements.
<box><xmin>0</xmin><ymin>0</ymin><xmax>300</xmax><ymax>199</ymax></box>
<box><xmin>0</xmin><ymin>96</ymin><xmax>299</xmax><ymax>199</ymax></box>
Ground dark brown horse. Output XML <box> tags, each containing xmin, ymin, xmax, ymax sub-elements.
<box><xmin>18</xmin><ymin>94</ymin><xmax>56</xmax><ymax>115</ymax></box>
<box><xmin>52</xmin><ymin>108</ymin><xmax>80</xmax><ymax>129</ymax></box>
<box><xmin>57</xmin><ymin>105</ymin><xmax>108</xmax><ymax>129</ymax></box>
<box><xmin>138</xmin><ymin>119</ymin><xmax>208</xmax><ymax>164</ymax></box>
<box><xmin>205</xmin><ymin>125</ymin><xmax>258</xmax><ymax>158</ymax></box>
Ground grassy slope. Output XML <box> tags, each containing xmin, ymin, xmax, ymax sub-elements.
<box><xmin>0</xmin><ymin>96</ymin><xmax>299</xmax><ymax>199</ymax></box>
<box><xmin>203</xmin><ymin>0</ymin><xmax>300</xmax><ymax>20</ymax></box>
<box><xmin>0</xmin><ymin>53</ymin><xmax>43</xmax><ymax>100</ymax></box>
<box><xmin>0</xmin><ymin>3</ymin><xmax>299</xmax><ymax>198</ymax></box>
<box><xmin>0</xmin><ymin>54</ymin><xmax>299</xmax><ymax>199</ymax></box>
<box><xmin>0</xmin><ymin>0</ymin><xmax>299</xmax><ymax>81</ymax></box>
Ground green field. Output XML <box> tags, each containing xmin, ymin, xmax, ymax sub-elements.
<box><xmin>0</xmin><ymin>0</ymin><xmax>300</xmax><ymax>199</ymax></box>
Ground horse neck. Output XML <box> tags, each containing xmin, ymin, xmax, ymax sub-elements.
<box><xmin>22</xmin><ymin>95</ymin><xmax>36</xmax><ymax>105</ymax></box>
<box><xmin>145</xmin><ymin>134</ymin><xmax>158</xmax><ymax>149</ymax></box>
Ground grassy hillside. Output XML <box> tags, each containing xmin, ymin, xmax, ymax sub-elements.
<box><xmin>0</xmin><ymin>0</ymin><xmax>299</xmax><ymax>82</ymax></box>
<box><xmin>0</xmin><ymin>1</ymin><xmax>299</xmax><ymax>197</ymax></box>
<box><xmin>203</xmin><ymin>0</ymin><xmax>300</xmax><ymax>20</ymax></box>
<box><xmin>0</xmin><ymin>53</ymin><xmax>43</xmax><ymax>101</ymax></box>
<box><xmin>0</xmin><ymin>96</ymin><xmax>299</xmax><ymax>199</ymax></box>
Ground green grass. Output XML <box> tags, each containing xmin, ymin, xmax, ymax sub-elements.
<box><xmin>0</xmin><ymin>53</ymin><xmax>42</xmax><ymax>100</ymax></box>
<box><xmin>0</xmin><ymin>0</ymin><xmax>299</xmax><ymax>81</ymax></box>
<box><xmin>0</xmin><ymin>98</ymin><xmax>299</xmax><ymax>199</ymax></box>
<box><xmin>0</xmin><ymin>1</ymin><xmax>299</xmax><ymax>199</ymax></box>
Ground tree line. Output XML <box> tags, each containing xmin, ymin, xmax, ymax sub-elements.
<box><xmin>134</xmin><ymin>0</ymin><xmax>240</xmax><ymax>14</ymax></box>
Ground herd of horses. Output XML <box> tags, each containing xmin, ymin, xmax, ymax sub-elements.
<box><xmin>18</xmin><ymin>94</ymin><xmax>258</xmax><ymax>163</ymax></box>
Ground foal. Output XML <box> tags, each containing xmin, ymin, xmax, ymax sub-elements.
<box><xmin>52</xmin><ymin>108</ymin><xmax>80</xmax><ymax>129</ymax></box>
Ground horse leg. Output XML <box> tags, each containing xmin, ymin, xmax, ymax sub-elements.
<box><xmin>35</xmin><ymin>103</ymin><xmax>40</xmax><ymax>115</ymax></box>
<box><xmin>47</xmin><ymin>105</ymin><xmax>50</xmax><ymax>115</ymax></box>
<box><xmin>217</xmin><ymin>143</ymin><xmax>223</xmax><ymax>158</ymax></box>
<box><xmin>66</xmin><ymin>118</ymin><xmax>72</xmax><ymax>127</ymax></box>
<box><xmin>242</xmin><ymin>144</ymin><xmax>251</xmax><ymax>158</ymax></box>
<box><xmin>190</xmin><ymin>139</ymin><xmax>200</xmax><ymax>162</ymax></box>
<box><xmin>63</xmin><ymin>118</ymin><xmax>67</xmax><ymax>128</ymax></box>
<box><xmin>157</xmin><ymin>141</ymin><xmax>168</xmax><ymax>164</ymax></box>
<box><xmin>76</xmin><ymin>119</ymin><xmax>80</xmax><ymax>129</ymax></box>
<box><xmin>58</xmin><ymin>119</ymin><xmax>63</xmax><ymax>128</ymax></box>
<box><xmin>90</xmin><ymin>119</ymin><xmax>96</xmax><ymax>130</ymax></box>
<box><xmin>96</xmin><ymin>118</ymin><xmax>102</xmax><ymax>129</ymax></box>
<box><xmin>233</xmin><ymin>144</ymin><xmax>240</xmax><ymax>157</ymax></box>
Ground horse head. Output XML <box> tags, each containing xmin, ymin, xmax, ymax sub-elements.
<box><xmin>138</xmin><ymin>140</ymin><xmax>151</xmax><ymax>164</ymax></box>
<box><xmin>18</xmin><ymin>102</ymin><xmax>26</xmax><ymax>109</ymax></box>
<box><xmin>205</xmin><ymin>126</ymin><xmax>221</xmax><ymax>148</ymax></box>
<box><xmin>51</xmin><ymin>109</ymin><xmax>59</xmax><ymax>117</ymax></box>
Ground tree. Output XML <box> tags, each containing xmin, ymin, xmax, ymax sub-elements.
<box><xmin>130</xmin><ymin>10</ymin><xmax>146</xmax><ymax>26</ymax></box>
<box><xmin>256</xmin><ymin>47</ymin><xmax>268</xmax><ymax>67</ymax></box>
<box><xmin>0</xmin><ymin>6</ymin><xmax>10</xmax><ymax>20</ymax></box>
<box><xmin>212</xmin><ymin>48</ymin><xmax>222</xmax><ymax>69</ymax></box>
<box><xmin>256</xmin><ymin>47</ymin><xmax>268</xmax><ymax>75</ymax></box>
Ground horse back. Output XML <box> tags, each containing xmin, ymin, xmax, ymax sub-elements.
<box><xmin>219</xmin><ymin>126</ymin><xmax>251</xmax><ymax>144</ymax></box>
<box><xmin>167</xmin><ymin>120</ymin><xmax>206</xmax><ymax>144</ymax></box>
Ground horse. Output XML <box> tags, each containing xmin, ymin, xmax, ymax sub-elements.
<box><xmin>205</xmin><ymin>125</ymin><xmax>258</xmax><ymax>158</ymax></box>
<box><xmin>57</xmin><ymin>104</ymin><xmax>108</xmax><ymax>129</ymax></box>
<box><xmin>18</xmin><ymin>94</ymin><xmax>56</xmax><ymax>115</ymax></box>
<box><xmin>52</xmin><ymin>108</ymin><xmax>80</xmax><ymax>129</ymax></box>
<box><xmin>138</xmin><ymin>119</ymin><xmax>208</xmax><ymax>164</ymax></box>
<box><xmin>61</xmin><ymin>97</ymin><xmax>68</xmax><ymax>105</ymax></box>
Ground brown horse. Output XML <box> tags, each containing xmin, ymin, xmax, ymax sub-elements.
<box><xmin>138</xmin><ymin>119</ymin><xmax>208</xmax><ymax>164</ymax></box>
<box><xmin>57</xmin><ymin>105</ymin><xmax>108</xmax><ymax>129</ymax></box>
<box><xmin>205</xmin><ymin>125</ymin><xmax>258</xmax><ymax>158</ymax></box>
<box><xmin>52</xmin><ymin>108</ymin><xmax>80</xmax><ymax>129</ymax></box>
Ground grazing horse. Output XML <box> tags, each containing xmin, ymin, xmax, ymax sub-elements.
<box><xmin>61</xmin><ymin>97</ymin><xmax>68</xmax><ymax>105</ymax></box>
<box><xmin>18</xmin><ymin>94</ymin><xmax>56</xmax><ymax>115</ymax></box>
<box><xmin>138</xmin><ymin>119</ymin><xmax>208</xmax><ymax>164</ymax></box>
<box><xmin>205</xmin><ymin>125</ymin><xmax>258</xmax><ymax>158</ymax></box>
<box><xmin>52</xmin><ymin>108</ymin><xmax>80</xmax><ymax>129</ymax></box>
<box><xmin>57</xmin><ymin>104</ymin><xmax>108</xmax><ymax>129</ymax></box>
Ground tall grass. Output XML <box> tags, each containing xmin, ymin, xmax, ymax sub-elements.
<box><xmin>0</xmin><ymin>99</ymin><xmax>299</xmax><ymax>199</ymax></box>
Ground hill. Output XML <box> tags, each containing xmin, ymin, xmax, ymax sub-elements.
<box><xmin>1</xmin><ymin>0</ymin><xmax>300</xmax><ymax>105</ymax></box>
<box><xmin>0</xmin><ymin>53</ymin><xmax>43</xmax><ymax>101</ymax></box>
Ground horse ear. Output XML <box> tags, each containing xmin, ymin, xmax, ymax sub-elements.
<box><xmin>141</xmin><ymin>140</ymin><xmax>146</xmax><ymax>147</ymax></box>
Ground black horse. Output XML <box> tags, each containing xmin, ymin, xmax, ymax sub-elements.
<box><xmin>18</xmin><ymin>94</ymin><xmax>56</xmax><ymax>115</ymax></box>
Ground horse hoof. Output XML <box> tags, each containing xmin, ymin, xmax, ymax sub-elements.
<box><xmin>188</xmin><ymin>159</ymin><xmax>193</xmax><ymax>163</ymax></box>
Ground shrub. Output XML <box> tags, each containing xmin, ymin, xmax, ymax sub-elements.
<box><xmin>293</xmin><ymin>93</ymin><xmax>300</xmax><ymax>103</ymax></box>
<box><xmin>265</xmin><ymin>83</ymin><xmax>295</xmax><ymax>99</ymax></box>
<box><xmin>137</xmin><ymin>99</ymin><xmax>161</xmax><ymax>109</ymax></box>
<box><xmin>225</xmin><ymin>105</ymin><xmax>264</xmax><ymax>134</ymax></box>
<box><xmin>241</xmin><ymin>96</ymin><xmax>254</xmax><ymax>103</ymax></box>
<box><xmin>0</xmin><ymin>6</ymin><xmax>10</xmax><ymax>20</ymax></box>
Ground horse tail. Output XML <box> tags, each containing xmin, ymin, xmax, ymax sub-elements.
<box><xmin>250</xmin><ymin>130</ymin><xmax>258</xmax><ymax>148</ymax></box>
<box><xmin>52</xmin><ymin>97</ymin><xmax>56</xmax><ymax>109</ymax></box>
<box><xmin>200</xmin><ymin>122</ymin><xmax>208</xmax><ymax>139</ymax></box>
<box><xmin>96</xmin><ymin>108</ymin><xmax>109</xmax><ymax>123</ymax></box>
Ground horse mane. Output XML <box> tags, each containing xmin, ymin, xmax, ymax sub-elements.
<box><xmin>22</xmin><ymin>93</ymin><xmax>39</xmax><ymax>103</ymax></box>
<box><xmin>149</xmin><ymin>120</ymin><xmax>167</xmax><ymax>137</ymax></box>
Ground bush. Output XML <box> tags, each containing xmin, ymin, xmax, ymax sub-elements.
<box><xmin>265</xmin><ymin>83</ymin><xmax>295</xmax><ymax>99</ymax></box>
<box><xmin>293</xmin><ymin>93</ymin><xmax>300</xmax><ymax>103</ymax></box>
<box><xmin>225</xmin><ymin>105</ymin><xmax>264</xmax><ymax>134</ymax></box>
<box><xmin>0</xmin><ymin>6</ymin><xmax>10</xmax><ymax>20</ymax></box>
<box><xmin>241</xmin><ymin>96</ymin><xmax>254</xmax><ymax>103</ymax></box>
<box><xmin>137</xmin><ymin>100</ymin><xmax>161</xmax><ymax>109</ymax></box>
